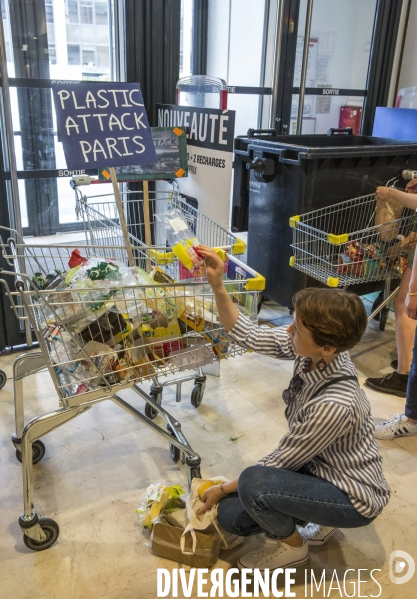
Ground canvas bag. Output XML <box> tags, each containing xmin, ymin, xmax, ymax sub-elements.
<box><xmin>179</xmin><ymin>477</ymin><xmax>242</xmax><ymax>555</ymax></box>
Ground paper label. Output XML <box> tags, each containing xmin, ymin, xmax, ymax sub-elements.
<box><xmin>169</xmin><ymin>217</ymin><xmax>189</xmax><ymax>233</ymax></box>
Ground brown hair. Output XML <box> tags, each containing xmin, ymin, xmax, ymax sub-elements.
<box><xmin>292</xmin><ymin>287</ymin><xmax>367</xmax><ymax>352</ymax></box>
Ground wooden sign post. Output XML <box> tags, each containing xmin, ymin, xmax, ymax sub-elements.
<box><xmin>109</xmin><ymin>167</ymin><xmax>135</xmax><ymax>267</ymax></box>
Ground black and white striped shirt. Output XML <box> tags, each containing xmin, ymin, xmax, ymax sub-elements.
<box><xmin>228</xmin><ymin>313</ymin><xmax>391</xmax><ymax>518</ymax></box>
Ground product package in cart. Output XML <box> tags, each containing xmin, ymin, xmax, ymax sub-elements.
<box><xmin>156</xmin><ymin>209</ymin><xmax>203</xmax><ymax>271</ymax></box>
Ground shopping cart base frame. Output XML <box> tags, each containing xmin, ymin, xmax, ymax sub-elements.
<box><xmin>13</xmin><ymin>353</ymin><xmax>201</xmax><ymax>551</ymax></box>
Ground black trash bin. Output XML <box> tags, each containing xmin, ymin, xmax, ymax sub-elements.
<box><xmin>232</xmin><ymin>130</ymin><xmax>417</xmax><ymax>308</ymax></box>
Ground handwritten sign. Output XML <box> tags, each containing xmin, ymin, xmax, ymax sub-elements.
<box><xmin>52</xmin><ymin>82</ymin><xmax>157</xmax><ymax>170</ymax></box>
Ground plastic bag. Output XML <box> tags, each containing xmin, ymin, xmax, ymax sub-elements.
<box><xmin>136</xmin><ymin>481</ymin><xmax>186</xmax><ymax>530</ymax></box>
<box><xmin>375</xmin><ymin>196</ymin><xmax>404</xmax><ymax>242</ymax></box>
<box><xmin>156</xmin><ymin>209</ymin><xmax>203</xmax><ymax>271</ymax></box>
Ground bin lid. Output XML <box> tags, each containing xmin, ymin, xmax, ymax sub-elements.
<box><xmin>235</xmin><ymin>134</ymin><xmax>417</xmax><ymax>160</ymax></box>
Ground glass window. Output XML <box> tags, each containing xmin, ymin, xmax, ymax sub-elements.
<box><xmin>82</xmin><ymin>47</ymin><xmax>95</xmax><ymax>66</ymax></box>
<box><xmin>45</xmin><ymin>4</ymin><xmax>53</xmax><ymax>23</ymax></box>
<box><xmin>66</xmin><ymin>24</ymin><xmax>80</xmax><ymax>43</ymax></box>
<box><xmin>67</xmin><ymin>0</ymin><xmax>79</xmax><ymax>24</ymax></box>
<box><xmin>95</xmin><ymin>25</ymin><xmax>109</xmax><ymax>44</ymax></box>
<box><xmin>67</xmin><ymin>43</ymin><xmax>81</xmax><ymax>65</ymax></box>
<box><xmin>48</xmin><ymin>45</ymin><xmax>56</xmax><ymax>65</ymax></box>
<box><xmin>95</xmin><ymin>2</ymin><xmax>108</xmax><ymax>25</ymax></box>
<box><xmin>1</xmin><ymin>0</ymin><xmax>117</xmax><ymax>241</ymax></box>
<box><xmin>81</xmin><ymin>24</ymin><xmax>95</xmax><ymax>43</ymax></box>
<box><xmin>80</xmin><ymin>2</ymin><xmax>93</xmax><ymax>25</ymax></box>
<box><xmin>96</xmin><ymin>45</ymin><xmax>110</xmax><ymax>68</ymax></box>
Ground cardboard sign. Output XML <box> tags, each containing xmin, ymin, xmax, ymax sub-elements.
<box><xmin>52</xmin><ymin>82</ymin><xmax>157</xmax><ymax>170</ymax></box>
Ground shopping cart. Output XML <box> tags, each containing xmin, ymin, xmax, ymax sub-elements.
<box><xmin>289</xmin><ymin>188</ymin><xmax>417</xmax><ymax>330</ymax></box>
<box><xmin>0</xmin><ymin>230</ymin><xmax>264</xmax><ymax>551</ymax></box>
<box><xmin>73</xmin><ymin>181</ymin><xmax>247</xmax><ymax>417</ymax></box>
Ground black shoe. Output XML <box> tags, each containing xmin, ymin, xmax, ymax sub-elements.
<box><xmin>391</xmin><ymin>360</ymin><xmax>398</xmax><ymax>370</ymax></box>
<box><xmin>365</xmin><ymin>371</ymin><xmax>408</xmax><ymax>398</ymax></box>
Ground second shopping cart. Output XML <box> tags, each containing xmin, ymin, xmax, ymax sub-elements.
<box><xmin>289</xmin><ymin>185</ymin><xmax>417</xmax><ymax>330</ymax></box>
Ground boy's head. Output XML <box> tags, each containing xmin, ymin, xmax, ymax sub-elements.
<box><xmin>292</xmin><ymin>287</ymin><xmax>367</xmax><ymax>353</ymax></box>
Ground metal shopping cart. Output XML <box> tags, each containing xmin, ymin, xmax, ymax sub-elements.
<box><xmin>289</xmin><ymin>188</ymin><xmax>417</xmax><ymax>330</ymax></box>
<box><xmin>73</xmin><ymin>181</ymin><xmax>248</xmax><ymax>417</ymax></box>
<box><xmin>0</xmin><ymin>230</ymin><xmax>264</xmax><ymax>551</ymax></box>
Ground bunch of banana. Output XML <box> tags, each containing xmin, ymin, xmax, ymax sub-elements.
<box><xmin>137</xmin><ymin>484</ymin><xmax>185</xmax><ymax>530</ymax></box>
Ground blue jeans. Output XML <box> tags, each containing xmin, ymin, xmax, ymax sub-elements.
<box><xmin>406</xmin><ymin>328</ymin><xmax>417</xmax><ymax>420</ymax></box>
<box><xmin>217</xmin><ymin>465</ymin><xmax>374</xmax><ymax>540</ymax></box>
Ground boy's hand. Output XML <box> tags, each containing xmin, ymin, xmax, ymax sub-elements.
<box><xmin>406</xmin><ymin>178</ymin><xmax>417</xmax><ymax>194</ymax></box>
<box><xmin>195</xmin><ymin>485</ymin><xmax>224</xmax><ymax>515</ymax></box>
<box><xmin>196</xmin><ymin>245</ymin><xmax>225</xmax><ymax>290</ymax></box>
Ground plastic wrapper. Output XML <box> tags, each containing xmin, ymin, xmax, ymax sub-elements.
<box><xmin>178</xmin><ymin>295</ymin><xmax>219</xmax><ymax>333</ymax></box>
<box><xmin>78</xmin><ymin>341</ymin><xmax>120</xmax><ymax>386</ymax></box>
<box><xmin>136</xmin><ymin>482</ymin><xmax>186</xmax><ymax>531</ymax></box>
<box><xmin>32</xmin><ymin>269</ymin><xmax>63</xmax><ymax>291</ymax></box>
<box><xmin>150</xmin><ymin>266</ymin><xmax>175</xmax><ymax>285</ymax></box>
<box><xmin>156</xmin><ymin>209</ymin><xmax>203</xmax><ymax>271</ymax></box>
<box><xmin>45</xmin><ymin>325</ymin><xmax>81</xmax><ymax>364</ymax></box>
<box><xmin>337</xmin><ymin>241</ymin><xmax>386</xmax><ymax>277</ymax></box>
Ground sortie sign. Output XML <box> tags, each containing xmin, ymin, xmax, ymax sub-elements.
<box><xmin>52</xmin><ymin>82</ymin><xmax>157</xmax><ymax>170</ymax></box>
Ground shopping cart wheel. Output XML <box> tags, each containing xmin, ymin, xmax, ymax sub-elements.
<box><xmin>0</xmin><ymin>370</ymin><xmax>6</xmax><ymax>389</ymax></box>
<box><xmin>15</xmin><ymin>440</ymin><xmax>46</xmax><ymax>465</ymax></box>
<box><xmin>191</xmin><ymin>375</ymin><xmax>206</xmax><ymax>408</ymax></box>
<box><xmin>190</xmin><ymin>383</ymin><xmax>204</xmax><ymax>408</ymax></box>
<box><xmin>379</xmin><ymin>307</ymin><xmax>389</xmax><ymax>332</ymax></box>
<box><xmin>22</xmin><ymin>517</ymin><xmax>59</xmax><ymax>551</ymax></box>
<box><xmin>145</xmin><ymin>393</ymin><xmax>161</xmax><ymax>420</ymax></box>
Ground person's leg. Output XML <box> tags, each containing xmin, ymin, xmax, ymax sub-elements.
<box><xmin>233</xmin><ymin>465</ymin><xmax>373</xmax><ymax>572</ymax></box>
<box><xmin>237</xmin><ymin>465</ymin><xmax>373</xmax><ymax>537</ymax></box>
<box><xmin>395</xmin><ymin>267</ymin><xmax>416</xmax><ymax>374</ymax></box>
<box><xmin>216</xmin><ymin>492</ymin><xmax>263</xmax><ymax>537</ymax></box>
<box><xmin>365</xmin><ymin>269</ymin><xmax>415</xmax><ymax>397</ymax></box>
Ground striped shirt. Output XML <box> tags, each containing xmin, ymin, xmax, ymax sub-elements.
<box><xmin>228</xmin><ymin>313</ymin><xmax>391</xmax><ymax>518</ymax></box>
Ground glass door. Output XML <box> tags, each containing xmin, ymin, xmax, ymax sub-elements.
<box><xmin>290</xmin><ymin>0</ymin><xmax>377</xmax><ymax>135</ymax></box>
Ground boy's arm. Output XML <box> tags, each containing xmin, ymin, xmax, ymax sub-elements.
<box><xmin>197</xmin><ymin>245</ymin><xmax>296</xmax><ymax>359</ymax></box>
<box><xmin>196</xmin><ymin>245</ymin><xmax>239</xmax><ymax>332</ymax></box>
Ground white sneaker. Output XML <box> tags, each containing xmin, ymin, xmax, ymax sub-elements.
<box><xmin>374</xmin><ymin>413</ymin><xmax>417</xmax><ymax>440</ymax></box>
<box><xmin>237</xmin><ymin>536</ymin><xmax>309</xmax><ymax>572</ymax></box>
<box><xmin>298</xmin><ymin>523</ymin><xmax>336</xmax><ymax>546</ymax></box>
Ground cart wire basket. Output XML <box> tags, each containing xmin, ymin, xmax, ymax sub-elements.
<box><xmin>0</xmin><ymin>231</ymin><xmax>264</xmax><ymax>551</ymax></box>
<box><xmin>290</xmin><ymin>192</ymin><xmax>417</xmax><ymax>287</ymax></box>
<box><xmin>289</xmin><ymin>191</ymin><xmax>417</xmax><ymax>330</ymax></box>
